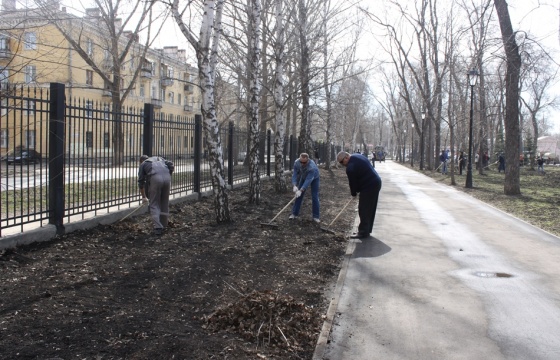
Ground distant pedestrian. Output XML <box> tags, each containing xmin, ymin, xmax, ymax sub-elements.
<box><xmin>290</xmin><ymin>153</ymin><xmax>320</xmax><ymax>223</ymax></box>
<box><xmin>439</xmin><ymin>149</ymin><xmax>448</xmax><ymax>174</ymax></box>
<box><xmin>138</xmin><ymin>155</ymin><xmax>174</xmax><ymax>236</ymax></box>
<box><xmin>337</xmin><ymin>151</ymin><xmax>382</xmax><ymax>239</ymax></box>
<box><xmin>498</xmin><ymin>153</ymin><xmax>505</xmax><ymax>173</ymax></box>
<box><xmin>537</xmin><ymin>157</ymin><xmax>545</xmax><ymax>174</ymax></box>
<box><xmin>458</xmin><ymin>151</ymin><xmax>465</xmax><ymax>175</ymax></box>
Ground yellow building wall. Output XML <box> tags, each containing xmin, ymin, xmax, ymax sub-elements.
<box><xmin>1</xmin><ymin>11</ymin><xmax>200</xmax><ymax>158</ymax></box>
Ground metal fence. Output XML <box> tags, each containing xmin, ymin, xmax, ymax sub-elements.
<box><xmin>1</xmin><ymin>83</ymin><xmax>312</xmax><ymax>237</ymax></box>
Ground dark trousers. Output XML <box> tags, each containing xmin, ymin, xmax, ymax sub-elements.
<box><xmin>358</xmin><ymin>183</ymin><xmax>382</xmax><ymax>235</ymax></box>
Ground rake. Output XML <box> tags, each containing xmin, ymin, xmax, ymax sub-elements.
<box><xmin>260</xmin><ymin>195</ymin><xmax>297</xmax><ymax>229</ymax></box>
<box><xmin>119</xmin><ymin>202</ymin><xmax>147</xmax><ymax>222</ymax></box>
<box><xmin>320</xmin><ymin>197</ymin><xmax>354</xmax><ymax>234</ymax></box>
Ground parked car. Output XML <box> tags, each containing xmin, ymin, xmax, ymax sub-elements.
<box><xmin>3</xmin><ymin>148</ymin><xmax>42</xmax><ymax>164</ymax></box>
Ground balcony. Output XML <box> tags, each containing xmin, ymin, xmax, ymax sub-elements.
<box><xmin>183</xmin><ymin>84</ymin><xmax>193</xmax><ymax>93</ymax></box>
<box><xmin>160</xmin><ymin>77</ymin><xmax>174</xmax><ymax>87</ymax></box>
<box><xmin>102</xmin><ymin>89</ymin><xmax>112</xmax><ymax>97</ymax></box>
<box><xmin>151</xmin><ymin>98</ymin><xmax>162</xmax><ymax>108</ymax></box>
<box><xmin>184</xmin><ymin>104</ymin><xmax>193</xmax><ymax>112</ymax></box>
<box><xmin>141</xmin><ymin>69</ymin><xmax>153</xmax><ymax>78</ymax></box>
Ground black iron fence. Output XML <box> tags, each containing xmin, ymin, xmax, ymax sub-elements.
<box><xmin>2</xmin><ymin>83</ymin><xmax>324</xmax><ymax>237</ymax></box>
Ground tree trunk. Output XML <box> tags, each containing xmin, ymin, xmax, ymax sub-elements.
<box><xmin>247</xmin><ymin>0</ymin><xmax>262</xmax><ymax>204</ymax></box>
<box><xmin>493</xmin><ymin>0</ymin><xmax>521</xmax><ymax>195</ymax></box>
<box><xmin>273</xmin><ymin>0</ymin><xmax>287</xmax><ymax>192</ymax></box>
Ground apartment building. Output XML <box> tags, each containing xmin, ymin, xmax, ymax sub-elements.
<box><xmin>0</xmin><ymin>0</ymin><xmax>200</xmax><ymax>158</ymax></box>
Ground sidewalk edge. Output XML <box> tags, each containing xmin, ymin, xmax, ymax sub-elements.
<box><xmin>313</xmin><ymin>214</ymin><xmax>359</xmax><ymax>359</ymax></box>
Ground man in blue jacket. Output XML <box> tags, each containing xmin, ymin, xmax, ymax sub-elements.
<box><xmin>290</xmin><ymin>153</ymin><xmax>320</xmax><ymax>222</ymax></box>
<box><xmin>337</xmin><ymin>151</ymin><xmax>382</xmax><ymax>239</ymax></box>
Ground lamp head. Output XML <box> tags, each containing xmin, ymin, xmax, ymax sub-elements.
<box><xmin>468</xmin><ymin>69</ymin><xmax>479</xmax><ymax>86</ymax></box>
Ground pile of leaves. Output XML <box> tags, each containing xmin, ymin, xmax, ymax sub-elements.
<box><xmin>205</xmin><ymin>290</ymin><xmax>322</xmax><ymax>353</ymax></box>
<box><xmin>0</xmin><ymin>166</ymin><xmax>354</xmax><ymax>359</ymax></box>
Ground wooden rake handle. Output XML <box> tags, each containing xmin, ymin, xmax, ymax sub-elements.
<box><xmin>268</xmin><ymin>195</ymin><xmax>297</xmax><ymax>224</ymax></box>
<box><xmin>327</xmin><ymin>197</ymin><xmax>354</xmax><ymax>227</ymax></box>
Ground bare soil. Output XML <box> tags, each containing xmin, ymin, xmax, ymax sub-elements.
<box><xmin>0</xmin><ymin>167</ymin><xmax>355</xmax><ymax>359</ymax></box>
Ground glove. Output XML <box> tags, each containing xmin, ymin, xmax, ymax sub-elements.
<box><xmin>292</xmin><ymin>185</ymin><xmax>298</xmax><ymax>193</ymax></box>
<box><xmin>295</xmin><ymin>190</ymin><xmax>302</xmax><ymax>198</ymax></box>
<box><xmin>142</xmin><ymin>197</ymin><xmax>149</xmax><ymax>204</ymax></box>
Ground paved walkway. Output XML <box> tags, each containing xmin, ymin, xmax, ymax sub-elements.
<box><xmin>315</xmin><ymin>161</ymin><xmax>560</xmax><ymax>360</ymax></box>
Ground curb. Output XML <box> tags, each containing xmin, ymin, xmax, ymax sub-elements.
<box><xmin>313</xmin><ymin>214</ymin><xmax>359</xmax><ymax>359</ymax></box>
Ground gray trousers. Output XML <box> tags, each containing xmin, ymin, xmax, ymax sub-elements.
<box><xmin>147</xmin><ymin>173</ymin><xmax>171</xmax><ymax>229</ymax></box>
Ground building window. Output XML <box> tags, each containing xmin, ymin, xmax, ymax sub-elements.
<box><xmin>161</xmin><ymin>89</ymin><xmax>165</xmax><ymax>102</ymax></box>
<box><xmin>139</xmin><ymin>83</ymin><xmax>145</xmax><ymax>97</ymax></box>
<box><xmin>183</xmin><ymin>136</ymin><xmax>188</xmax><ymax>149</ymax></box>
<box><xmin>103</xmin><ymin>104</ymin><xmax>110</xmax><ymax>120</ymax></box>
<box><xmin>0</xmin><ymin>37</ymin><xmax>8</xmax><ymax>50</ymax></box>
<box><xmin>24</xmin><ymin>32</ymin><xmax>37</xmax><ymax>50</ymax></box>
<box><xmin>178</xmin><ymin>94</ymin><xmax>181</xmax><ymax>105</ymax></box>
<box><xmin>86</xmin><ymin>70</ymin><xmax>93</xmax><ymax>86</ymax></box>
<box><xmin>86</xmin><ymin>38</ymin><xmax>94</xmax><ymax>56</ymax></box>
<box><xmin>24</xmin><ymin>100</ymin><xmax>35</xmax><ymax>115</ymax></box>
<box><xmin>104</xmin><ymin>132</ymin><xmax>110</xmax><ymax>148</ymax></box>
<box><xmin>1</xmin><ymin>129</ymin><xmax>8</xmax><ymax>148</ymax></box>
<box><xmin>85</xmin><ymin>100</ymin><xmax>93</xmax><ymax>118</ymax></box>
<box><xmin>25</xmin><ymin>65</ymin><xmax>37</xmax><ymax>83</ymax></box>
<box><xmin>1</xmin><ymin>69</ymin><xmax>9</xmax><ymax>90</ymax></box>
<box><xmin>86</xmin><ymin>131</ymin><xmax>93</xmax><ymax>148</ymax></box>
<box><xmin>25</xmin><ymin>130</ymin><xmax>36</xmax><ymax>148</ymax></box>
<box><xmin>151</xmin><ymin>85</ymin><xmax>157</xmax><ymax>99</ymax></box>
<box><xmin>169</xmin><ymin>92</ymin><xmax>174</xmax><ymax>104</ymax></box>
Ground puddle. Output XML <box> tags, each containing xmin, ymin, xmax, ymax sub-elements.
<box><xmin>474</xmin><ymin>271</ymin><xmax>513</xmax><ymax>278</ymax></box>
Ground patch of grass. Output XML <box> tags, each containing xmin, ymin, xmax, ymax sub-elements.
<box><xmin>410</xmin><ymin>163</ymin><xmax>560</xmax><ymax>237</ymax></box>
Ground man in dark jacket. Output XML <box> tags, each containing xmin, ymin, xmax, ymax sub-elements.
<box><xmin>337</xmin><ymin>151</ymin><xmax>382</xmax><ymax>239</ymax></box>
<box><xmin>138</xmin><ymin>155</ymin><xmax>174</xmax><ymax>235</ymax></box>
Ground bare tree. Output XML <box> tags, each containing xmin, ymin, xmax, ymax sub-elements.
<box><xmin>171</xmin><ymin>0</ymin><xmax>231</xmax><ymax>222</ymax></box>
<box><xmin>520</xmin><ymin>45</ymin><xmax>559</xmax><ymax>169</ymax></box>
<box><xmin>273</xmin><ymin>0</ymin><xmax>287</xmax><ymax>191</ymax></box>
<box><xmin>34</xmin><ymin>0</ymin><xmax>161</xmax><ymax>166</ymax></box>
<box><xmin>247</xmin><ymin>0</ymin><xmax>262</xmax><ymax>204</ymax></box>
<box><xmin>493</xmin><ymin>0</ymin><xmax>521</xmax><ymax>195</ymax></box>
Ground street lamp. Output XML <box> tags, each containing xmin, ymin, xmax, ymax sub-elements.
<box><xmin>411</xmin><ymin>122</ymin><xmax>414</xmax><ymax>167</ymax></box>
<box><xmin>420</xmin><ymin>111</ymin><xmax>426</xmax><ymax>170</ymax></box>
<box><xmin>465</xmin><ymin>68</ymin><xmax>479</xmax><ymax>188</ymax></box>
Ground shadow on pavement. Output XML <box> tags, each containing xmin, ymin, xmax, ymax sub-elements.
<box><xmin>353</xmin><ymin>236</ymin><xmax>391</xmax><ymax>258</ymax></box>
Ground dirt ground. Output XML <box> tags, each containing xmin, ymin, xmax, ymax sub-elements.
<box><xmin>0</xmin><ymin>167</ymin><xmax>356</xmax><ymax>359</ymax></box>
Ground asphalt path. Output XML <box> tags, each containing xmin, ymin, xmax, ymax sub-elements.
<box><xmin>319</xmin><ymin>160</ymin><xmax>560</xmax><ymax>360</ymax></box>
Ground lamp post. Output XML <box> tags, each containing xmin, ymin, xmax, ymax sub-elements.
<box><xmin>420</xmin><ymin>111</ymin><xmax>425</xmax><ymax>170</ymax></box>
<box><xmin>465</xmin><ymin>69</ymin><xmax>479</xmax><ymax>188</ymax></box>
<box><xmin>411</xmin><ymin>122</ymin><xmax>414</xmax><ymax>167</ymax></box>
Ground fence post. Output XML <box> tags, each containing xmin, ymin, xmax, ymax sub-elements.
<box><xmin>194</xmin><ymin>114</ymin><xmax>202</xmax><ymax>193</ymax></box>
<box><xmin>228</xmin><ymin>121</ymin><xmax>233</xmax><ymax>186</ymax></box>
<box><xmin>143</xmin><ymin>104</ymin><xmax>154</xmax><ymax>157</ymax></box>
<box><xmin>48</xmin><ymin>83</ymin><xmax>65</xmax><ymax>235</ymax></box>
<box><xmin>267</xmin><ymin>129</ymin><xmax>271</xmax><ymax>177</ymax></box>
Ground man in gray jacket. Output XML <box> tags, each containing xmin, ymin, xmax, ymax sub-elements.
<box><xmin>138</xmin><ymin>155</ymin><xmax>174</xmax><ymax>235</ymax></box>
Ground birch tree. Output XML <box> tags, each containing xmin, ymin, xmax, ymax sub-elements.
<box><xmin>247</xmin><ymin>0</ymin><xmax>262</xmax><ymax>203</ymax></box>
<box><xmin>273</xmin><ymin>0</ymin><xmax>287</xmax><ymax>191</ymax></box>
<box><xmin>171</xmin><ymin>0</ymin><xmax>231</xmax><ymax>222</ymax></box>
